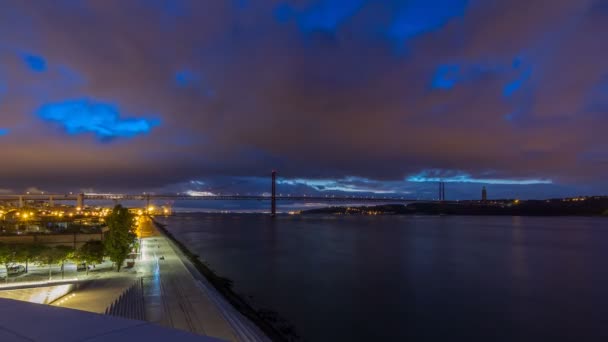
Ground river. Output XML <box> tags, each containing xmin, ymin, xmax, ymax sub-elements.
<box><xmin>156</xmin><ymin>214</ymin><xmax>608</xmax><ymax>341</ymax></box>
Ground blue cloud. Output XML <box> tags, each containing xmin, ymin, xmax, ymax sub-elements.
<box><xmin>503</xmin><ymin>67</ymin><xmax>532</xmax><ymax>98</ymax></box>
<box><xmin>22</xmin><ymin>54</ymin><xmax>47</xmax><ymax>72</ymax></box>
<box><xmin>37</xmin><ymin>99</ymin><xmax>160</xmax><ymax>141</ymax></box>
<box><xmin>430</xmin><ymin>63</ymin><xmax>500</xmax><ymax>90</ymax></box>
<box><xmin>174</xmin><ymin>69</ymin><xmax>200</xmax><ymax>87</ymax></box>
<box><xmin>431</xmin><ymin>64</ymin><xmax>460</xmax><ymax>90</ymax></box>
<box><xmin>174</xmin><ymin>69</ymin><xmax>215</xmax><ymax>97</ymax></box>
<box><xmin>299</xmin><ymin>0</ymin><xmax>366</xmax><ymax>32</ymax></box>
<box><xmin>388</xmin><ymin>0</ymin><xmax>469</xmax><ymax>42</ymax></box>
<box><xmin>274</xmin><ymin>0</ymin><xmax>366</xmax><ymax>32</ymax></box>
<box><xmin>278</xmin><ymin>176</ymin><xmax>405</xmax><ymax>194</ymax></box>
<box><xmin>430</xmin><ymin>58</ymin><xmax>533</xmax><ymax>99</ymax></box>
<box><xmin>407</xmin><ymin>169</ymin><xmax>552</xmax><ymax>185</ymax></box>
<box><xmin>277</xmin><ymin>0</ymin><xmax>467</xmax><ymax>42</ymax></box>
<box><xmin>0</xmin><ymin>128</ymin><xmax>9</xmax><ymax>136</ymax></box>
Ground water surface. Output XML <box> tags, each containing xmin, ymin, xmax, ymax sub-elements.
<box><xmin>157</xmin><ymin>214</ymin><xmax>608</xmax><ymax>341</ymax></box>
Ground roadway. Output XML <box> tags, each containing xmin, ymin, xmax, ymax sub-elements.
<box><xmin>51</xmin><ymin>216</ymin><xmax>263</xmax><ymax>342</ymax></box>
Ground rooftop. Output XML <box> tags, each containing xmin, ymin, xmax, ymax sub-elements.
<box><xmin>0</xmin><ymin>298</ymin><xmax>223</xmax><ymax>342</ymax></box>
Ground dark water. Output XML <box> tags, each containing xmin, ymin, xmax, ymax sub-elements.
<box><xmin>157</xmin><ymin>214</ymin><xmax>608</xmax><ymax>341</ymax></box>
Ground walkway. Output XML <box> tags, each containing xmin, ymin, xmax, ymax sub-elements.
<box><xmin>139</xmin><ymin>218</ymin><xmax>239</xmax><ymax>341</ymax></box>
<box><xmin>51</xmin><ymin>216</ymin><xmax>257</xmax><ymax>342</ymax></box>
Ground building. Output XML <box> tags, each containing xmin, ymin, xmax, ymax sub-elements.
<box><xmin>482</xmin><ymin>186</ymin><xmax>487</xmax><ymax>202</ymax></box>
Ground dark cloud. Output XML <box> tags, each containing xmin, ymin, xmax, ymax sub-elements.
<box><xmin>0</xmin><ymin>0</ymin><xmax>606</xmax><ymax>198</ymax></box>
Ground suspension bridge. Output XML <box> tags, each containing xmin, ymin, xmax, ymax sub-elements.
<box><xmin>0</xmin><ymin>171</ymin><xmax>442</xmax><ymax>216</ymax></box>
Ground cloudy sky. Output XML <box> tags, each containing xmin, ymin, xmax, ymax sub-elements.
<box><xmin>0</xmin><ymin>0</ymin><xmax>607</xmax><ymax>200</ymax></box>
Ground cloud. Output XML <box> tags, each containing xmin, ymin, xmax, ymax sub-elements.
<box><xmin>22</xmin><ymin>54</ymin><xmax>47</xmax><ymax>72</ymax></box>
<box><xmin>407</xmin><ymin>169</ymin><xmax>552</xmax><ymax>185</ymax></box>
<box><xmin>0</xmin><ymin>0</ymin><xmax>605</xmax><ymax>198</ymax></box>
<box><xmin>387</xmin><ymin>0</ymin><xmax>469</xmax><ymax>42</ymax></box>
<box><xmin>278</xmin><ymin>177</ymin><xmax>402</xmax><ymax>194</ymax></box>
<box><xmin>174</xmin><ymin>69</ymin><xmax>200</xmax><ymax>87</ymax></box>
<box><xmin>37</xmin><ymin>99</ymin><xmax>161</xmax><ymax>141</ymax></box>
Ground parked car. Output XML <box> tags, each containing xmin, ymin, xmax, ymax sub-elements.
<box><xmin>7</xmin><ymin>265</ymin><xmax>25</xmax><ymax>276</ymax></box>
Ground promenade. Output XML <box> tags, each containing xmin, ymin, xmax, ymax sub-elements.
<box><xmin>51</xmin><ymin>216</ymin><xmax>268</xmax><ymax>342</ymax></box>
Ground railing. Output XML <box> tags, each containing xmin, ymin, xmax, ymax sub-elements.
<box><xmin>104</xmin><ymin>278</ymin><xmax>145</xmax><ymax>321</ymax></box>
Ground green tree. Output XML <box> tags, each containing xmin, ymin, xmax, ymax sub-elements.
<box><xmin>103</xmin><ymin>205</ymin><xmax>136</xmax><ymax>271</ymax></box>
<box><xmin>37</xmin><ymin>246</ymin><xmax>65</xmax><ymax>280</ymax></box>
<box><xmin>54</xmin><ymin>245</ymin><xmax>74</xmax><ymax>280</ymax></box>
<box><xmin>76</xmin><ymin>240</ymin><xmax>105</xmax><ymax>275</ymax></box>
<box><xmin>15</xmin><ymin>244</ymin><xmax>44</xmax><ymax>273</ymax></box>
<box><xmin>0</xmin><ymin>243</ymin><xmax>17</xmax><ymax>283</ymax></box>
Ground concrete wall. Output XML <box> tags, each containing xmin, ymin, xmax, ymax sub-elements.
<box><xmin>0</xmin><ymin>233</ymin><xmax>103</xmax><ymax>248</ymax></box>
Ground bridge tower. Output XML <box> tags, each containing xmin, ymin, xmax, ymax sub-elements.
<box><xmin>18</xmin><ymin>196</ymin><xmax>24</xmax><ymax>208</ymax></box>
<box><xmin>271</xmin><ymin>170</ymin><xmax>277</xmax><ymax>217</ymax></box>
<box><xmin>49</xmin><ymin>196</ymin><xmax>55</xmax><ymax>207</ymax></box>
<box><xmin>76</xmin><ymin>193</ymin><xmax>84</xmax><ymax>209</ymax></box>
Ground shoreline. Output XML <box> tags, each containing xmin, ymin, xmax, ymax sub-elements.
<box><xmin>150</xmin><ymin>216</ymin><xmax>296</xmax><ymax>342</ymax></box>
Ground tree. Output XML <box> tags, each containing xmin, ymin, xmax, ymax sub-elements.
<box><xmin>76</xmin><ymin>240</ymin><xmax>105</xmax><ymax>275</ymax></box>
<box><xmin>15</xmin><ymin>244</ymin><xmax>44</xmax><ymax>273</ymax></box>
<box><xmin>0</xmin><ymin>243</ymin><xmax>17</xmax><ymax>283</ymax></box>
<box><xmin>37</xmin><ymin>246</ymin><xmax>65</xmax><ymax>280</ymax></box>
<box><xmin>54</xmin><ymin>245</ymin><xmax>74</xmax><ymax>280</ymax></box>
<box><xmin>103</xmin><ymin>205</ymin><xmax>136</xmax><ymax>272</ymax></box>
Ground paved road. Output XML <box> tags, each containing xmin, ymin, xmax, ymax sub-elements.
<box><xmin>53</xmin><ymin>216</ymin><xmax>246</xmax><ymax>342</ymax></box>
<box><xmin>139</xmin><ymin>218</ymin><xmax>239</xmax><ymax>341</ymax></box>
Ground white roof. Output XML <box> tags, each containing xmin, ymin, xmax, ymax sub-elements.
<box><xmin>0</xmin><ymin>298</ymin><xmax>225</xmax><ymax>342</ymax></box>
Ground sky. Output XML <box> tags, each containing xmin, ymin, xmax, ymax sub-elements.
<box><xmin>0</xmin><ymin>0</ymin><xmax>607</xmax><ymax>200</ymax></box>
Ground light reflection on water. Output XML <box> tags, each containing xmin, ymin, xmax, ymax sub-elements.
<box><xmin>157</xmin><ymin>214</ymin><xmax>608</xmax><ymax>342</ymax></box>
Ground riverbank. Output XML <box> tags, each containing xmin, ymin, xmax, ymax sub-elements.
<box><xmin>51</xmin><ymin>217</ymin><xmax>244</xmax><ymax>341</ymax></box>
<box><xmin>303</xmin><ymin>198</ymin><xmax>608</xmax><ymax>216</ymax></box>
<box><xmin>151</xmin><ymin>217</ymin><xmax>296</xmax><ymax>342</ymax></box>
